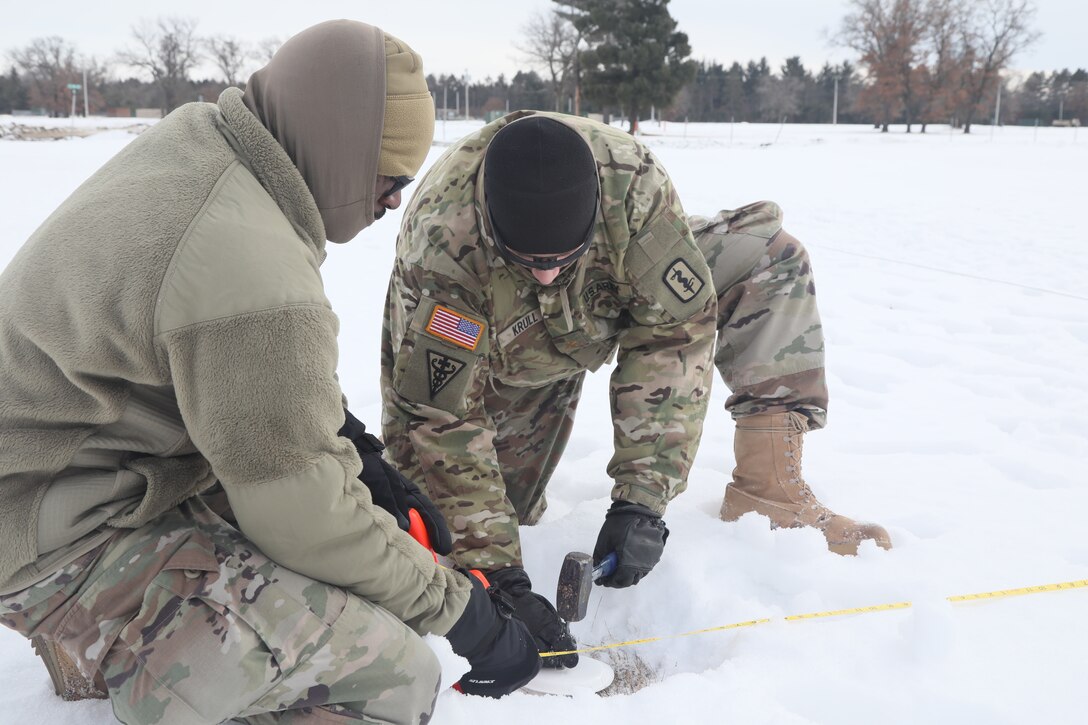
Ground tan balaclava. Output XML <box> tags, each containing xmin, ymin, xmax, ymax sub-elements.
<box><xmin>243</xmin><ymin>20</ymin><xmax>434</xmax><ymax>243</ymax></box>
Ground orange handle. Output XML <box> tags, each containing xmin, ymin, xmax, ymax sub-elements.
<box><xmin>407</xmin><ymin>508</ymin><xmax>438</xmax><ymax>562</ymax></box>
<box><xmin>408</xmin><ymin>508</ymin><xmax>489</xmax><ymax>587</ymax></box>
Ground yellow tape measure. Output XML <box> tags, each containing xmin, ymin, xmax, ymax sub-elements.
<box><xmin>540</xmin><ymin>578</ymin><xmax>1088</xmax><ymax>658</ymax></box>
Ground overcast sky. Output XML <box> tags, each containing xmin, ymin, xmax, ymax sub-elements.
<box><xmin>1</xmin><ymin>0</ymin><xmax>1083</xmax><ymax>83</ymax></box>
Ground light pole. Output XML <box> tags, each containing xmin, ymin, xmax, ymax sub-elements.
<box><xmin>833</xmin><ymin>74</ymin><xmax>840</xmax><ymax>125</ymax></box>
<box><xmin>463</xmin><ymin>71</ymin><xmax>471</xmax><ymax>120</ymax></box>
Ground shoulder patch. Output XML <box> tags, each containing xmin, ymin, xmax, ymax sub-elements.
<box><xmin>662</xmin><ymin>258</ymin><xmax>705</xmax><ymax>303</ymax></box>
<box><xmin>425</xmin><ymin>304</ymin><xmax>485</xmax><ymax>351</ymax></box>
<box><xmin>626</xmin><ymin>211</ymin><xmax>714</xmax><ymax>321</ymax></box>
<box><xmin>426</xmin><ymin>350</ymin><xmax>467</xmax><ymax>398</ymax></box>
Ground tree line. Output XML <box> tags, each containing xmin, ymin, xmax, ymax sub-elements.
<box><xmin>2</xmin><ymin>1</ymin><xmax>1083</xmax><ymax>131</ymax></box>
<box><xmin>0</xmin><ymin>18</ymin><xmax>279</xmax><ymax>117</ymax></box>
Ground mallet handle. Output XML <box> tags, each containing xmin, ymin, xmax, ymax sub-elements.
<box><xmin>593</xmin><ymin>552</ymin><xmax>619</xmax><ymax>581</ymax></box>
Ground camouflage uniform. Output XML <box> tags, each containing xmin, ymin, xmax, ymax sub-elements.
<box><xmin>381</xmin><ymin>111</ymin><xmax>717</xmax><ymax>572</ymax></box>
<box><xmin>0</xmin><ymin>497</ymin><xmax>441</xmax><ymax>724</ymax></box>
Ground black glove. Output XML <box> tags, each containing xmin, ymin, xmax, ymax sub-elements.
<box><xmin>338</xmin><ymin>408</ymin><xmax>453</xmax><ymax>555</ymax></box>
<box><xmin>593</xmin><ymin>500</ymin><xmax>669</xmax><ymax>588</ymax></box>
<box><xmin>445</xmin><ymin>572</ymin><xmax>541</xmax><ymax>697</ymax></box>
<box><xmin>489</xmin><ymin>567</ymin><xmax>578</xmax><ymax>669</ymax></box>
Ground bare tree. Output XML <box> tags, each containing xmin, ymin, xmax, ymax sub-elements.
<box><xmin>518</xmin><ymin>9</ymin><xmax>581</xmax><ymax>112</ymax></box>
<box><xmin>117</xmin><ymin>17</ymin><xmax>202</xmax><ymax>114</ymax></box>
<box><xmin>914</xmin><ymin>0</ymin><xmax>964</xmax><ymax>131</ymax></box>
<box><xmin>9</xmin><ymin>37</ymin><xmax>81</xmax><ymax>116</ymax></box>
<box><xmin>838</xmin><ymin>0</ymin><xmax>927</xmax><ymax>132</ymax></box>
<box><xmin>756</xmin><ymin>76</ymin><xmax>802</xmax><ymax>122</ymax></box>
<box><xmin>254</xmin><ymin>37</ymin><xmax>283</xmax><ymax>65</ymax></box>
<box><xmin>891</xmin><ymin>0</ymin><xmax>928</xmax><ymax>131</ymax></box>
<box><xmin>954</xmin><ymin>0</ymin><xmax>1039</xmax><ymax>132</ymax></box>
<box><xmin>206</xmin><ymin>34</ymin><xmax>248</xmax><ymax>87</ymax></box>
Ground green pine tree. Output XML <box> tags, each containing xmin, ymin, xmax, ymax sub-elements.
<box><xmin>0</xmin><ymin>67</ymin><xmax>29</xmax><ymax>114</ymax></box>
<box><xmin>560</xmin><ymin>0</ymin><xmax>695</xmax><ymax>133</ymax></box>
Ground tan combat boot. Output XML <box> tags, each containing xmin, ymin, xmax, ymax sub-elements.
<box><xmin>720</xmin><ymin>412</ymin><xmax>892</xmax><ymax>555</ymax></box>
<box><xmin>31</xmin><ymin>635</ymin><xmax>107</xmax><ymax>701</ymax></box>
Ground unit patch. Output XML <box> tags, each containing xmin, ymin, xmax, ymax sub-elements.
<box><xmin>426</xmin><ymin>305</ymin><xmax>485</xmax><ymax>350</ymax></box>
<box><xmin>662</xmin><ymin>258</ymin><xmax>706</xmax><ymax>303</ymax></box>
<box><xmin>498</xmin><ymin>310</ymin><xmax>542</xmax><ymax>347</ymax></box>
<box><xmin>427</xmin><ymin>350</ymin><xmax>466</xmax><ymax>398</ymax></box>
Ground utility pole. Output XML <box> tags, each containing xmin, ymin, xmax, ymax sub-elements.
<box><xmin>82</xmin><ymin>66</ymin><xmax>89</xmax><ymax>116</ymax></box>
<box><xmin>463</xmin><ymin>71</ymin><xmax>470</xmax><ymax>120</ymax></box>
<box><xmin>833</xmin><ymin>74</ymin><xmax>840</xmax><ymax>125</ymax></box>
<box><xmin>573</xmin><ymin>49</ymin><xmax>581</xmax><ymax>116</ymax></box>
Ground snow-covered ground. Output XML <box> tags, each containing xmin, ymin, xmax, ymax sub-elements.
<box><xmin>1</xmin><ymin>117</ymin><xmax>1086</xmax><ymax>724</ymax></box>
<box><xmin>0</xmin><ymin>114</ymin><xmax>156</xmax><ymax>130</ymax></box>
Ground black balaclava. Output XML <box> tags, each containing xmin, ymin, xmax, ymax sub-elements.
<box><xmin>483</xmin><ymin>116</ymin><xmax>599</xmax><ymax>258</ymax></box>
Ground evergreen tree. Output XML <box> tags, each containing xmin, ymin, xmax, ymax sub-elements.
<box><xmin>723</xmin><ymin>62</ymin><xmax>747</xmax><ymax>120</ymax></box>
<box><xmin>562</xmin><ymin>0</ymin><xmax>695</xmax><ymax>133</ymax></box>
<box><xmin>508</xmin><ymin>70</ymin><xmax>553</xmax><ymax>113</ymax></box>
<box><xmin>744</xmin><ymin>58</ymin><xmax>771</xmax><ymax>115</ymax></box>
<box><xmin>0</xmin><ymin>67</ymin><xmax>29</xmax><ymax>114</ymax></box>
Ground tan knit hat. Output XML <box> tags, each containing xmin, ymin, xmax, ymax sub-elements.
<box><xmin>378</xmin><ymin>33</ymin><xmax>435</xmax><ymax>177</ymax></box>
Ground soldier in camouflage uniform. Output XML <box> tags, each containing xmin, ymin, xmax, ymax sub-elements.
<box><xmin>381</xmin><ymin>112</ymin><xmax>890</xmax><ymax>667</ymax></box>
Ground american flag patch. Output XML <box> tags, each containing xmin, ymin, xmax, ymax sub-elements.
<box><xmin>425</xmin><ymin>305</ymin><xmax>485</xmax><ymax>351</ymax></box>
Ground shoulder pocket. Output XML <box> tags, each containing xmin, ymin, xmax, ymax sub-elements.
<box><xmin>625</xmin><ymin>208</ymin><xmax>714</xmax><ymax>321</ymax></box>
<box><xmin>393</xmin><ymin>298</ymin><xmax>486</xmax><ymax>415</ymax></box>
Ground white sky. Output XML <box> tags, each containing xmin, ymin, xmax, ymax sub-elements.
<box><xmin>0</xmin><ymin>0</ymin><xmax>1083</xmax><ymax>83</ymax></box>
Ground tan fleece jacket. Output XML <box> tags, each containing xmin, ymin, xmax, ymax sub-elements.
<box><xmin>0</xmin><ymin>88</ymin><xmax>469</xmax><ymax>634</ymax></box>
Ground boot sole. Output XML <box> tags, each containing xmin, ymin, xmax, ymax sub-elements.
<box><xmin>722</xmin><ymin>487</ymin><xmax>891</xmax><ymax>555</ymax></box>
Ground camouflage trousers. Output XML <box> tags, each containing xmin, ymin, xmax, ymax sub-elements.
<box><xmin>692</xmin><ymin>201</ymin><xmax>829</xmax><ymax>429</ymax></box>
<box><xmin>487</xmin><ymin>373</ymin><xmax>586</xmax><ymax>527</ymax></box>
<box><xmin>0</xmin><ymin>498</ymin><xmax>441</xmax><ymax>724</ymax></box>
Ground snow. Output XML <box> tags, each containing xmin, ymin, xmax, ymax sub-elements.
<box><xmin>2</xmin><ymin>118</ymin><xmax>1086</xmax><ymax>724</ymax></box>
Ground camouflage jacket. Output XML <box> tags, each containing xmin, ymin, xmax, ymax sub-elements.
<box><xmin>381</xmin><ymin>111</ymin><xmax>716</xmax><ymax>570</ymax></box>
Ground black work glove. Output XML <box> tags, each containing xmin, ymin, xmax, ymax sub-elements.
<box><xmin>445</xmin><ymin>572</ymin><xmax>541</xmax><ymax>697</ymax></box>
<box><xmin>489</xmin><ymin>567</ymin><xmax>578</xmax><ymax>669</ymax></box>
<box><xmin>338</xmin><ymin>408</ymin><xmax>453</xmax><ymax>555</ymax></box>
<box><xmin>593</xmin><ymin>500</ymin><xmax>669</xmax><ymax>588</ymax></box>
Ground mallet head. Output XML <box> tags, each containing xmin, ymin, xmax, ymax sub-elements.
<box><xmin>556</xmin><ymin>551</ymin><xmax>594</xmax><ymax>622</ymax></box>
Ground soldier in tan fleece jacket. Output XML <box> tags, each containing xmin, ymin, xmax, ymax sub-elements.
<box><xmin>0</xmin><ymin>20</ymin><xmax>538</xmax><ymax>723</ymax></box>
